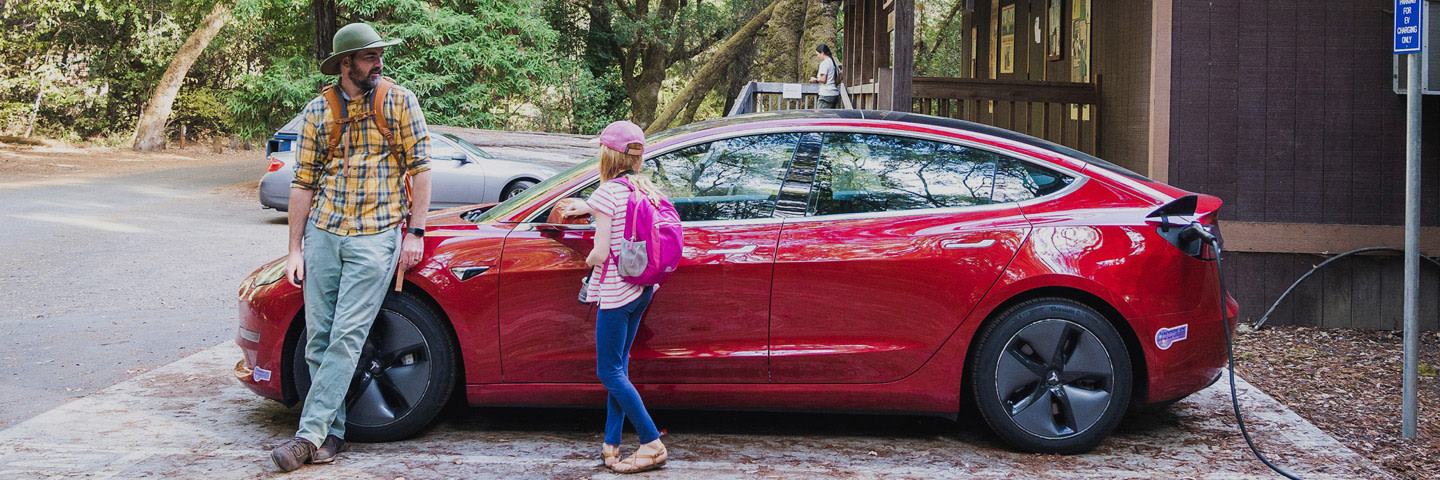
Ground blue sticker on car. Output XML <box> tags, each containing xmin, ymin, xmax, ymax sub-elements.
<box><xmin>1155</xmin><ymin>324</ymin><xmax>1189</xmax><ymax>350</ymax></box>
<box><xmin>253</xmin><ymin>366</ymin><xmax>272</xmax><ymax>382</ymax></box>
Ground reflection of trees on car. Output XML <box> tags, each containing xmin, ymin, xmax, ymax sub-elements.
<box><xmin>816</xmin><ymin>133</ymin><xmax>997</xmax><ymax>215</ymax></box>
<box><xmin>648</xmin><ymin>134</ymin><xmax>798</xmax><ymax>222</ymax></box>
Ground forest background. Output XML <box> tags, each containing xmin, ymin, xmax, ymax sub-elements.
<box><xmin>0</xmin><ymin>0</ymin><xmax>969</xmax><ymax>149</ymax></box>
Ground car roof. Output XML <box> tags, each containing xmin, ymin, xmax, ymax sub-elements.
<box><xmin>650</xmin><ymin>110</ymin><xmax>1150</xmax><ymax>182</ymax></box>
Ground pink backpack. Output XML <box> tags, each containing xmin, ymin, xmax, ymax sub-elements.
<box><xmin>612</xmin><ymin>176</ymin><xmax>683</xmax><ymax>286</ymax></box>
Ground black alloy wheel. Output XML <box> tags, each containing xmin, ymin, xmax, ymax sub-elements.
<box><xmin>291</xmin><ymin>292</ymin><xmax>457</xmax><ymax>442</ymax></box>
<box><xmin>971</xmin><ymin>298</ymin><xmax>1132</xmax><ymax>454</ymax></box>
<box><xmin>501</xmin><ymin>179</ymin><xmax>537</xmax><ymax>200</ymax></box>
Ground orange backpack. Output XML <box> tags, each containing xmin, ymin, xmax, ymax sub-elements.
<box><xmin>318</xmin><ymin>77</ymin><xmax>413</xmax><ymax>204</ymax></box>
<box><xmin>319</xmin><ymin>78</ymin><xmax>416</xmax><ymax>290</ymax></box>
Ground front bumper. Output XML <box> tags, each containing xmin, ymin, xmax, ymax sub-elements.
<box><xmin>235</xmin><ymin>260</ymin><xmax>304</xmax><ymax>405</ymax></box>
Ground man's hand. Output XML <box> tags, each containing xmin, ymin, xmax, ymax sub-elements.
<box><xmin>400</xmin><ymin>233</ymin><xmax>424</xmax><ymax>271</ymax></box>
<box><xmin>285</xmin><ymin>251</ymin><xmax>305</xmax><ymax>287</ymax></box>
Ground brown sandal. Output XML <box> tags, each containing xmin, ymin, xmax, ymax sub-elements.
<box><xmin>611</xmin><ymin>445</ymin><xmax>667</xmax><ymax>474</ymax></box>
<box><xmin>601</xmin><ymin>445</ymin><xmax>621</xmax><ymax>468</ymax></box>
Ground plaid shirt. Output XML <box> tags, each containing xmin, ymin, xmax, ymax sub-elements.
<box><xmin>292</xmin><ymin>83</ymin><xmax>431</xmax><ymax>236</ymax></box>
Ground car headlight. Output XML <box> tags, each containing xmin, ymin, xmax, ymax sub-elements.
<box><xmin>251</xmin><ymin>258</ymin><xmax>287</xmax><ymax>287</ymax></box>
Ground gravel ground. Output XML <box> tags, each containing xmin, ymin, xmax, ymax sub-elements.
<box><xmin>1235</xmin><ymin>326</ymin><xmax>1440</xmax><ymax>480</ymax></box>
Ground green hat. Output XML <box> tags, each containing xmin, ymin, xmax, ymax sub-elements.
<box><xmin>320</xmin><ymin>23</ymin><xmax>402</xmax><ymax>75</ymax></box>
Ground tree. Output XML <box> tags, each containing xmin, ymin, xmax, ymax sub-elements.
<box><xmin>133</xmin><ymin>0</ymin><xmax>234</xmax><ymax>151</ymax></box>
<box><xmin>605</xmin><ymin>0</ymin><xmax>733</xmax><ymax>128</ymax></box>
<box><xmin>647</xmin><ymin>0</ymin><xmax>780</xmax><ymax>134</ymax></box>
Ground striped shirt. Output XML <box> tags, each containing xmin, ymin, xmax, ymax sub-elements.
<box><xmin>586</xmin><ymin>181</ymin><xmax>644</xmax><ymax>309</ymax></box>
<box><xmin>292</xmin><ymin>83</ymin><xmax>431</xmax><ymax>236</ymax></box>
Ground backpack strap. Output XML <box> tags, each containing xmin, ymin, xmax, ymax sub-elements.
<box><xmin>612</xmin><ymin>176</ymin><xmax>640</xmax><ymax>242</ymax></box>
<box><xmin>368</xmin><ymin>78</ymin><xmax>413</xmax><ymax>211</ymax></box>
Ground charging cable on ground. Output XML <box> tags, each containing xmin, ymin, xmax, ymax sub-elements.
<box><xmin>1200</xmin><ymin>226</ymin><xmax>1304</xmax><ymax>480</ymax></box>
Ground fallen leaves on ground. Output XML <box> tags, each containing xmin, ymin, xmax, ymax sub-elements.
<box><xmin>1236</xmin><ymin>326</ymin><xmax>1440</xmax><ymax>480</ymax></box>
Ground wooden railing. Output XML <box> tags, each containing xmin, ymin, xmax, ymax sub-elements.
<box><xmin>728</xmin><ymin>77</ymin><xmax>1100</xmax><ymax>155</ymax></box>
<box><xmin>727</xmin><ymin>82</ymin><xmax>854</xmax><ymax>116</ymax></box>
<box><xmin>848</xmin><ymin>71</ymin><xmax>1102</xmax><ymax>155</ymax></box>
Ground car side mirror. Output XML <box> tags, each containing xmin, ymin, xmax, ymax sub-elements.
<box><xmin>450</xmin><ymin>152</ymin><xmax>469</xmax><ymax>164</ymax></box>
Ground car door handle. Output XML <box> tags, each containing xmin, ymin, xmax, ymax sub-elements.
<box><xmin>941</xmin><ymin>239</ymin><xmax>995</xmax><ymax>249</ymax></box>
<box><xmin>706</xmin><ymin>245</ymin><xmax>757</xmax><ymax>255</ymax></box>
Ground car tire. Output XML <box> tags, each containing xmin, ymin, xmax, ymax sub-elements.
<box><xmin>501</xmin><ymin>179</ymin><xmax>536</xmax><ymax>200</ymax></box>
<box><xmin>290</xmin><ymin>291</ymin><xmax>457</xmax><ymax>442</ymax></box>
<box><xmin>971</xmin><ymin>298</ymin><xmax>1132</xmax><ymax>454</ymax></box>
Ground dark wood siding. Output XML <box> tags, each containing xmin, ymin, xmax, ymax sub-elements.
<box><xmin>1091</xmin><ymin>0</ymin><xmax>1152</xmax><ymax>175</ymax></box>
<box><xmin>1172</xmin><ymin>0</ymin><xmax>1440</xmax><ymax>330</ymax></box>
<box><xmin>1224</xmin><ymin>252</ymin><xmax>1440</xmax><ymax>331</ymax></box>
<box><xmin>1171</xmin><ymin>0</ymin><xmax>1440</xmax><ymax>227</ymax></box>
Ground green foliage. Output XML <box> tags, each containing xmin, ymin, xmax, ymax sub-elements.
<box><xmin>227</xmin><ymin>55</ymin><xmax>330</xmax><ymax>139</ymax></box>
<box><xmin>0</xmin><ymin>0</ymin><xmax>762</xmax><ymax>142</ymax></box>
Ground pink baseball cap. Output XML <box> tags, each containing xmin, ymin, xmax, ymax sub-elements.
<box><xmin>593</xmin><ymin>120</ymin><xmax>645</xmax><ymax>156</ymax></box>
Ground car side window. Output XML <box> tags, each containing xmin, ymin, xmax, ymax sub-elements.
<box><xmin>809</xmin><ymin>133</ymin><xmax>997</xmax><ymax>216</ymax></box>
<box><xmin>645</xmin><ymin>133</ymin><xmax>799</xmax><ymax>222</ymax></box>
<box><xmin>991</xmin><ymin>157</ymin><xmax>1074</xmax><ymax>203</ymax></box>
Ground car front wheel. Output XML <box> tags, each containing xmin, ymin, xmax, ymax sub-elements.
<box><xmin>501</xmin><ymin>179</ymin><xmax>536</xmax><ymax>200</ymax></box>
<box><xmin>971</xmin><ymin>298</ymin><xmax>1132</xmax><ymax>454</ymax></box>
<box><xmin>290</xmin><ymin>291</ymin><xmax>457</xmax><ymax>442</ymax></box>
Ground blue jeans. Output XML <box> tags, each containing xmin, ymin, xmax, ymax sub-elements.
<box><xmin>295</xmin><ymin>223</ymin><xmax>401</xmax><ymax>446</ymax></box>
<box><xmin>596</xmin><ymin>286</ymin><xmax>659</xmax><ymax>445</ymax></box>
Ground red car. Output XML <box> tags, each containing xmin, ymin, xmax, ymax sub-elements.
<box><xmin>235</xmin><ymin>110</ymin><xmax>1237</xmax><ymax>454</ymax></box>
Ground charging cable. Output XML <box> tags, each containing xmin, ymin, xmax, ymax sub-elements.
<box><xmin>1199</xmin><ymin>223</ymin><xmax>1306</xmax><ymax>480</ymax></box>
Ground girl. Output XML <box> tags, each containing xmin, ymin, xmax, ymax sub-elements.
<box><xmin>561</xmin><ymin>120</ymin><xmax>669</xmax><ymax>474</ymax></box>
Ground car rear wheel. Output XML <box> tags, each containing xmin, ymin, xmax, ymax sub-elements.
<box><xmin>291</xmin><ymin>291</ymin><xmax>457</xmax><ymax>442</ymax></box>
<box><xmin>971</xmin><ymin>298</ymin><xmax>1131</xmax><ymax>454</ymax></box>
<box><xmin>501</xmin><ymin>179</ymin><xmax>536</xmax><ymax>200</ymax></box>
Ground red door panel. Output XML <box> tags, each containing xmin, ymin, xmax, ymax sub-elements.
<box><xmin>496</xmin><ymin>224</ymin><xmax>599</xmax><ymax>383</ymax></box>
<box><xmin>496</xmin><ymin>222</ymin><xmax>777</xmax><ymax>384</ymax></box>
<box><xmin>769</xmin><ymin>206</ymin><xmax>1030</xmax><ymax>383</ymax></box>
<box><xmin>626</xmin><ymin>222</ymin><xmax>778</xmax><ymax>383</ymax></box>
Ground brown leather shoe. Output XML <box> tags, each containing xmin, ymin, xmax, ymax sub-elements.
<box><xmin>270</xmin><ymin>437</ymin><xmax>316</xmax><ymax>472</ymax></box>
<box><xmin>311</xmin><ymin>435</ymin><xmax>346</xmax><ymax>464</ymax></box>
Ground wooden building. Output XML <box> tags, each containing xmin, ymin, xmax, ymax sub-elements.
<box><xmin>839</xmin><ymin>0</ymin><xmax>1440</xmax><ymax>330</ymax></box>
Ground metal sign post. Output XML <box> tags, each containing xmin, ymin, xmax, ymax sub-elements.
<box><xmin>1395</xmin><ymin>0</ymin><xmax>1423</xmax><ymax>439</ymax></box>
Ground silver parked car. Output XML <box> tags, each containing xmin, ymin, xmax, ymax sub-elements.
<box><xmin>259</xmin><ymin>132</ymin><xmax>558</xmax><ymax>211</ymax></box>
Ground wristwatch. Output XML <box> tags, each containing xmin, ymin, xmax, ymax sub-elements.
<box><xmin>406</xmin><ymin>227</ymin><xmax>425</xmax><ymax>237</ymax></box>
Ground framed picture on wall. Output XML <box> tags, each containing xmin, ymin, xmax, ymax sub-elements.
<box><xmin>1072</xmin><ymin>0</ymin><xmax>1091</xmax><ymax>82</ymax></box>
<box><xmin>1047</xmin><ymin>0</ymin><xmax>1062</xmax><ymax>61</ymax></box>
<box><xmin>1000</xmin><ymin>5</ymin><xmax>1015</xmax><ymax>74</ymax></box>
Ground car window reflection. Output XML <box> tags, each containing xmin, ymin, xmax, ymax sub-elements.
<box><xmin>647</xmin><ymin>133</ymin><xmax>799</xmax><ymax>222</ymax></box>
<box><xmin>810</xmin><ymin>133</ymin><xmax>997</xmax><ymax>215</ymax></box>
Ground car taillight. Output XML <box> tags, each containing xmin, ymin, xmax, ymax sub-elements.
<box><xmin>266</xmin><ymin>156</ymin><xmax>284</xmax><ymax>172</ymax></box>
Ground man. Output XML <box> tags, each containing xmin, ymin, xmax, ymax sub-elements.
<box><xmin>269</xmin><ymin>22</ymin><xmax>432</xmax><ymax>472</ymax></box>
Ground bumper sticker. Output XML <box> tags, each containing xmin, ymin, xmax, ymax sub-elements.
<box><xmin>253</xmin><ymin>367</ymin><xmax>272</xmax><ymax>382</ymax></box>
<box><xmin>1156</xmin><ymin>324</ymin><xmax>1189</xmax><ymax>350</ymax></box>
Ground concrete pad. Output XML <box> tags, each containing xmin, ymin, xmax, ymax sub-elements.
<box><xmin>0</xmin><ymin>343</ymin><xmax>1391</xmax><ymax>479</ymax></box>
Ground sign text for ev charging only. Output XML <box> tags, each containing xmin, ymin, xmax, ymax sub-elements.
<box><xmin>1396</xmin><ymin>0</ymin><xmax>1424</xmax><ymax>53</ymax></box>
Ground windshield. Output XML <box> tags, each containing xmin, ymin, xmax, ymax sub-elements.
<box><xmin>439</xmin><ymin>133</ymin><xmax>495</xmax><ymax>159</ymax></box>
<box><xmin>468</xmin><ymin>157</ymin><xmax>598</xmax><ymax>223</ymax></box>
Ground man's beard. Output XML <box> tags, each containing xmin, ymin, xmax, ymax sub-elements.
<box><xmin>349</xmin><ymin>68</ymin><xmax>380</xmax><ymax>91</ymax></box>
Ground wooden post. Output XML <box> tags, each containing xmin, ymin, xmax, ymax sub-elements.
<box><xmin>180</xmin><ymin>125</ymin><xmax>187</xmax><ymax>149</ymax></box>
<box><xmin>892</xmin><ymin>0</ymin><xmax>914</xmax><ymax>112</ymax></box>
<box><xmin>878</xmin><ymin>67</ymin><xmax>894</xmax><ymax>110</ymax></box>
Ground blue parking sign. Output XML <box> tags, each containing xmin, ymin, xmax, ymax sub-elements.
<box><xmin>1396</xmin><ymin>0</ymin><xmax>1423</xmax><ymax>53</ymax></box>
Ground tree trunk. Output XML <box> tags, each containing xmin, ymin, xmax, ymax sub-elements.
<box><xmin>132</xmin><ymin>0</ymin><xmax>233</xmax><ymax>152</ymax></box>
<box><xmin>756</xmin><ymin>0</ymin><xmax>806</xmax><ymax>83</ymax></box>
<box><xmin>648</xmin><ymin>0</ymin><xmax>781</xmax><ymax>134</ymax></box>
<box><xmin>312</xmin><ymin>0</ymin><xmax>338</xmax><ymax>63</ymax></box>
<box><xmin>796</xmin><ymin>0</ymin><xmax>839</xmax><ymax>81</ymax></box>
<box><xmin>23</xmin><ymin>85</ymin><xmax>41</xmax><ymax>138</ymax></box>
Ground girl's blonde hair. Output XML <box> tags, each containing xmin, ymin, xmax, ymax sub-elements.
<box><xmin>599</xmin><ymin>144</ymin><xmax>664</xmax><ymax>200</ymax></box>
